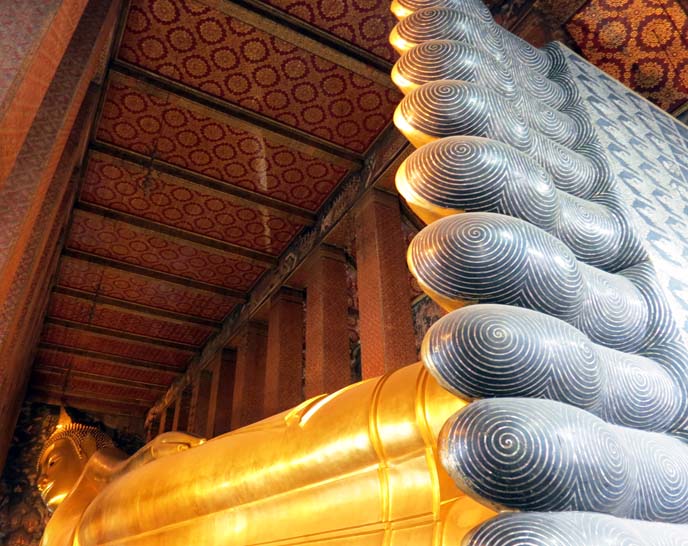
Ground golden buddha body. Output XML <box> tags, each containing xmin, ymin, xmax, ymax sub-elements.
<box><xmin>37</xmin><ymin>364</ymin><xmax>494</xmax><ymax>546</ymax></box>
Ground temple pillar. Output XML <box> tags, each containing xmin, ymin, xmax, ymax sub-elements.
<box><xmin>231</xmin><ymin>322</ymin><xmax>268</xmax><ymax>429</ymax></box>
<box><xmin>189</xmin><ymin>369</ymin><xmax>213</xmax><ymax>437</ymax></box>
<box><xmin>304</xmin><ymin>245</ymin><xmax>351</xmax><ymax>398</ymax></box>
<box><xmin>355</xmin><ymin>189</ymin><xmax>417</xmax><ymax>378</ymax></box>
<box><xmin>172</xmin><ymin>385</ymin><xmax>191</xmax><ymax>432</ymax></box>
<box><xmin>264</xmin><ymin>288</ymin><xmax>305</xmax><ymax>417</ymax></box>
<box><xmin>208</xmin><ymin>349</ymin><xmax>236</xmax><ymax>437</ymax></box>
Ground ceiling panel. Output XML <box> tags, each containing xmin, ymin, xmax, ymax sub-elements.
<box><xmin>66</xmin><ymin>209</ymin><xmax>266</xmax><ymax>290</ymax></box>
<box><xmin>56</xmin><ymin>256</ymin><xmax>239</xmax><ymax>320</ymax></box>
<box><xmin>41</xmin><ymin>322</ymin><xmax>193</xmax><ymax>367</ymax></box>
<box><xmin>261</xmin><ymin>0</ymin><xmax>397</xmax><ymax>61</ymax></box>
<box><xmin>81</xmin><ymin>151</ymin><xmax>306</xmax><ymax>254</ymax></box>
<box><xmin>47</xmin><ymin>292</ymin><xmax>214</xmax><ymax>346</ymax></box>
<box><xmin>35</xmin><ymin>349</ymin><xmax>178</xmax><ymax>385</ymax></box>
<box><xmin>96</xmin><ymin>73</ymin><xmax>351</xmax><ymax>210</ymax></box>
<box><xmin>117</xmin><ymin>0</ymin><xmax>400</xmax><ymax>152</ymax></box>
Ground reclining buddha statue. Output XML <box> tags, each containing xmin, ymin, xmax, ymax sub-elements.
<box><xmin>38</xmin><ymin>0</ymin><xmax>688</xmax><ymax>544</ymax></box>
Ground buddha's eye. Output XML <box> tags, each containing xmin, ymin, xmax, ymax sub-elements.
<box><xmin>48</xmin><ymin>457</ymin><xmax>59</xmax><ymax>467</ymax></box>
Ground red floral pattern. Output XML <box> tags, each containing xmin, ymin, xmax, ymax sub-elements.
<box><xmin>56</xmin><ymin>257</ymin><xmax>239</xmax><ymax>321</ymax></box>
<box><xmin>567</xmin><ymin>0</ymin><xmax>688</xmax><ymax>111</ymax></box>
<box><xmin>262</xmin><ymin>0</ymin><xmax>397</xmax><ymax>61</ymax></box>
<box><xmin>96</xmin><ymin>74</ymin><xmax>350</xmax><ymax>210</ymax></box>
<box><xmin>35</xmin><ymin>348</ymin><xmax>178</xmax><ymax>385</ymax></box>
<box><xmin>66</xmin><ymin>210</ymin><xmax>265</xmax><ymax>291</ymax></box>
<box><xmin>47</xmin><ymin>292</ymin><xmax>214</xmax><ymax>346</ymax></box>
<box><xmin>81</xmin><ymin>152</ymin><xmax>306</xmax><ymax>254</ymax></box>
<box><xmin>41</xmin><ymin>323</ymin><xmax>192</xmax><ymax>367</ymax></box>
<box><xmin>117</xmin><ymin>0</ymin><xmax>400</xmax><ymax>152</ymax></box>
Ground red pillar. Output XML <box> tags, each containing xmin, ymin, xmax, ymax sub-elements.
<box><xmin>231</xmin><ymin>322</ymin><xmax>268</xmax><ymax>429</ymax></box>
<box><xmin>304</xmin><ymin>245</ymin><xmax>351</xmax><ymax>398</ymax></box>
<box><xmin>189</xmin><ymin>370</ymin><xmax>213</xmax><ymax>437</ymax></box>
<box><xmin>355</xmin><ymin>190</ymin><xmax>417</xmax><ymax>378</ymax></box>
<box><xmin>264</xmin><ymin>288</ymin><xmax>305</xmax><ymax>417</ymax></box>
<box><xmin>208</xmin><ymin>349</ymin><xmax>236</xmax><ymax>437</ymax></box>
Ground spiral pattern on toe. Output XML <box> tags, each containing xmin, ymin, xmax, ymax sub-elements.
<box><xmin>408</xmin><ymin>212</ymin><xmax>655</xmax><ymax>343</ymax></box>
<box><xmin>398</xmin><ymin>81</ymin><xmax>531</xmax><ymax>150</ymax></box>
<box><xmin>387</xmin><ymin>0</ymin><xmax>688</xmax><ymax>539</ymax></box>
<box><xmin>397</xmin><ymin>136</ymin><xmax>646</xmax><ymax>270</ymax></box>
<box><xmin>423</xmin><ymin>304</ymin><xmax>683</xmax><ymax>431</ymax></box>
<box><xmin>391</xmin><ymin>0</ymin><xmax>493</xmax><ymax>22</ymax></box>
<box><xmin>442</xmin><ymin>398</ymin><xmax>688</xmax><ymax>522</ymax></box>
<box><xmin>392</xmin><ymin>8</ymin><xmax>502</xmax><ymax>55</ymax></box>
<box><xmin>392</xmin><ymin>41</ymin><xmax>516</xmax><ymax>97</ymax></box>
<box><xmin>465</xmin><ymin>512</ymin><xmax>688</xmax><ymax>546</ymax></box>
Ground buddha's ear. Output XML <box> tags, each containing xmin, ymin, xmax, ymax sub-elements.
<box><xmin>81</xmin><ymin>435</ymin><xmax>98</xmax><ymax>458</ymax></box>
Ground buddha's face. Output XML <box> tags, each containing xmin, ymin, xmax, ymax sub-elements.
<box><xmin>37</xmin><ymin>438</ymin><xmax>85</xmax><ymax>511</ymax></box>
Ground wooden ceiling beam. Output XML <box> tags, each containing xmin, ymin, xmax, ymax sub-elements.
<box><xmin>29</xmin><ymin>390</ymin><xmax>147</xmax><ymax>417</ymax></box>
<box><xmin>61</xmin><ymin>248</ymin><xmax>247</xmax><ymax>299</ymax></box>
<box><xmin>75</xmin><ymin>201</ymin><xmax>278</xmax><ymax>266</ymax></box>
<box><xmin>38</xmin><ymin>343</ymin><xmax>183</xmax><ymax>374</ymax></box>
<box><xmin>53</xmin><ymin>286</ymin><xmax>223</xmax><ymax>329</ymax></box>
<box><xmin>35</xmin><ymin>365</ymin><xmax>169</xmax><ymax>391</ymax></box>
<box><xmin>225</xmin><ymin>0</ymin><xmax>393</xmax><ymax>74</ymax></box>
<box><xmin>30</xmin><ymin>385</ymin><xmax>152</xmax><ymax>410</ymax></box>
<box><xmin>44</xmin><ymin>317</ymin><xmax>200</xmax><ymax>352</ymax></box>
<box><xmin>90</xmin><ymin>140</ymin><xmax>318</xmax><ymax>223</ymax></box>
<box><xmin>109</xmin><ymin>60</ymin><xmax>364</xmax><ymax>166</ymax></box>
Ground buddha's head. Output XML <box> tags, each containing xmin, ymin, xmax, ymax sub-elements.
<box><xmin>36</xmin><ymin>411</ymin><xmax>114</xmax><ymax>512</ymax></box>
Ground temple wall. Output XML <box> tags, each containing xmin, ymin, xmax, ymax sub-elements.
<box><xmin>565</xmin><ymin>46</ymin><xmax>688</xmax><ymax>336</ymax></box>
<box><xmin>0</xmin><ymin>403</ymin><xmax>144</xmax><ymax>546</ymax></box>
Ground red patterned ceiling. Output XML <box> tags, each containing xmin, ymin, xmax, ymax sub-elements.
<box><xmin>117</xmin><ymin>0</ymin><xmax>400</xmax><ymax>152</ymax></box>
<box><xmin>35</xmin><ymin>349</ymin><xmax>178</xmax><ymax>385</ymax></box>
<box><xmin>97</xmin><ymin>74</ymin><xmax>350</xmax><ymax>210</ymax></box>
<box><xmin>81</xmin><ymin>152</ymin><xmax>305</xmax><ymax>254</ymax></box>
<box><xmin>31</xmin><ymin>0</ymin><xmax>400</xmax><ymax>415</ymax></box>
<box><xmin>262</xmin><ymin>0</ymin><xmax>397</xmax><ymax>61</ymax></box>
<box><xmin>567</xmin><ymin>0</ymin><xmax>688</xmax><ymax>111</ymax></box>
<box><xmin>66</xmin><ymin>209</ymin><xmax>265</xmax><ymax>290</ymax></box>
<box><xmin>57</xmin><ymin>257</ymin><xmax>239</xmax><ymax>321</ymax></box>
<box><xmin>47</xmin><ymin>292</ymin><xmax>214</xmax><ymax>346</ymax></box>
<box><xmin>41</xmin><ymin>322</ymin><xmax>192</xmax><ymax>367</ymax></box>
<box><xmin>35</xmin><ymin>349</ymin><xmax>177</xmax><ymax>386</ymax></box>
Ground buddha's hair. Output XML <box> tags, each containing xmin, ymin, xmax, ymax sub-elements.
<box><xmin>37</xmin><ymin>423</ymin><xmax>114</xmax><ymax>471</ymax></box>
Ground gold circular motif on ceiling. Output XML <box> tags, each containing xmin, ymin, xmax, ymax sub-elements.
<box><xmin>598</xmin><ymin>20</ymin><xmax>630</xmax><ymax>50</ymax></box>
